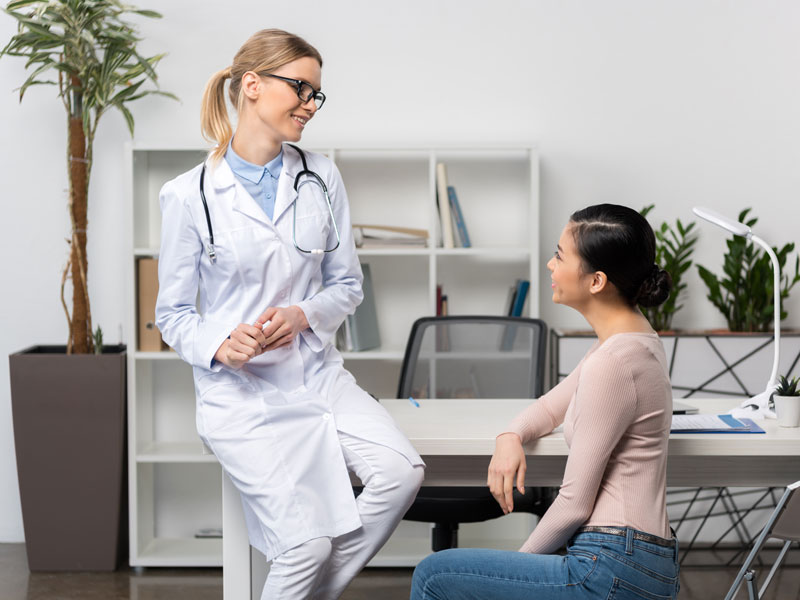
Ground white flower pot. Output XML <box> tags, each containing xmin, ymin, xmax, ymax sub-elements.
<box><xmin>774</xmin><ymin>394</ymin><xmax>800</xmax><ymax>427</ymax></box>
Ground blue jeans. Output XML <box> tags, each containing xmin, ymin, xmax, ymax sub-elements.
<box><xmin>411</xmin><ymin>528</ymin><xmax>680</xmax><ymax>600</ymax></box>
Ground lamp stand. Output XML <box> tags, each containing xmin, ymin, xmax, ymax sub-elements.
<box><xmin>729</xmin><ymin>234</ymin><xmax>780</xmax><ymax>420</ymax></box>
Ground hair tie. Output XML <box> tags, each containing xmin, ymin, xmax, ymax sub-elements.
<box><xmin>650</xmin><ymin>264</ymin><xmax>660</xmax><ymax>278</ymax></box>
<box><xmin>222</xmin><ymin>66</ymin><xmax>233</xmax><ymax>79</ymax></box>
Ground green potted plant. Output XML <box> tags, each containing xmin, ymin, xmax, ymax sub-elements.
<box><xmin>2</xmin><ymin>0</ymin><xmax>174</xmax><ymax>571</ymax></box>
<box><xmin>696</xmin><ymin>208</ymin><xmax>800</xmax><ymax>332</ymax></box>
<box><xmin>640</xmin><ymin>205</ymin><xmax>698</xmax><ymax>331</ymax></box>
<box><xmin>773</xmin><ymin>375</ymin><xmax>800</xmax><ymax>427</ymax></box>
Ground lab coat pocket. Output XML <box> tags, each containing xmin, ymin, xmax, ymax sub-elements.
<box><xmin>197</xmin><ymin>370</ymin><xmax>262</xmax><ymax>438</ymax></box>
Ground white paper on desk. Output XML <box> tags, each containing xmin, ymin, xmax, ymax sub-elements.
<box><xmin>671</xmin><ymin>414</ymin><xmax>745</xmax><ymax>431</ymax></box>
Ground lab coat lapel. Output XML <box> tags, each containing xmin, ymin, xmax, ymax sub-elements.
<box><xmin>210</xmin><ymin>158</ymin><xmax>272</xmax><ymax>227</ymax></box>
<box><xmin>272</xmin><ymin>144</ymin><xmax>300</xmax><ymax>224</ymax></box>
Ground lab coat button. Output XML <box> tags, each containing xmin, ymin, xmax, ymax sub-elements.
<box><xmin>323</xmin><ymin>413</ymin><xmax>331</xmax><ymax>421</ymax></box>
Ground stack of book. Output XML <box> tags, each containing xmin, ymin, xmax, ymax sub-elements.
<box><xmin>435</xmin><ymin>163</ymin><xmax>471</xmax><ymax>248</ymax></box>
<box><xmin>352</xmin><ymin>224</ymin><xmax>428</xmax><ymax>248</ymax></box>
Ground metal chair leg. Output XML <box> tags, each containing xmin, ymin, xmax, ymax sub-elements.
<box><xmin>745</xmin><ymin>570</ymin><xmax>759</xmax><ymax>600</ymax></box>
<box><xmin>724</xmin><ymin>533</ymin><xmax>770</xmax><ymax>600</ymax></box>
<box><xmin>757</xmin><ymin>540</ymin><xmax>792</xmax><ymax>598</ymax></box>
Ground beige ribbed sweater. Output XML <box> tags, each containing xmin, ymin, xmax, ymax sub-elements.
<box><xmin>508</xmin><ymin>332</ymin><xmax>672</xmax><ymax>554</ymax></box>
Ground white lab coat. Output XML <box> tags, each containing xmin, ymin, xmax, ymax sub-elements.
<box><xmin>155</xmin><ymin>146</ymin><xmax>423</xmax><ymax>560</ymax></box>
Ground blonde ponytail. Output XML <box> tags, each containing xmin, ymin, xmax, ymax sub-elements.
<box><xmin>200</xmin><ymin>67</ymin><xmax>234</xmax><ymax>164</ymax></box>
<box><xmin>199</xmin><ymin>30</ymin><xmax>323</xmax><ymax>164</ymax></box>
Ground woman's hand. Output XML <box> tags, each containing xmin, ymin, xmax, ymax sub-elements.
<box><xmin>213</xmin><ymin>323</ymin><xmax>269</xmax><ymax>369</ymax></box>
<box><xmin>487</xmin><ymin>432</ymin><xmax>527</xmax><ymax>514</ymax></box>
<box><xmin>255</xmin><ymin>305</ymin><xmax>309</xmax><ymax>351</ymax></box>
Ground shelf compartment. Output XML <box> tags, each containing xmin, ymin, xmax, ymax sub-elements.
<box><xmin>436</xmin><ymin>157</ymin><xmax>532</xmax><ymax>249</ymax></box>
<box><xmin>132</xmin><ymin>463</ymin><xmax>222</xmax><ymax>567</ymax></box>
<box><xmin>358</xmin><ymin>254</ymin><xmax>430</xmax><ymax>352</ymax></box>
<box><xmin>336</xmin><ymin>156</ymin><xmax>430</xmax><ymax>234</ymax></box>
<box><xmin>133</xmin><ymin>359</ymin><xmax>196</xmax><ymax>449</ymax></box>
<box><xmin>134</xmin><ymin>537</ymin><xmax>222</xmax><ymax>567</ymax></box>
<box><xmin>436</xmin><ymin>256</ymin><xmax>531</xmax><ymax>317</ymax></box>
<box><xmin>132</xmin><ymin>150</ymin><xmax>207</xmax><ymax>249</ymax></box>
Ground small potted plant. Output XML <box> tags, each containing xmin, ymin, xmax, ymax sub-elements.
<box><xmin>773</xmin><ymin>375</ymin><xmax>800</xmax><ymax>427</ymax></box>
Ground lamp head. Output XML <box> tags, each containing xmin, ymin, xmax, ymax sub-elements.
<box><xmin>693</xmin><ymin>207</ymin><xmax>752</xmax><ymax>238</ymax></box>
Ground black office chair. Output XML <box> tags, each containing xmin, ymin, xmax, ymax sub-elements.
<box><xmin>398</xmin><ymin>315</ymin><xmax>557</xmax><ymax>551</ymax></box>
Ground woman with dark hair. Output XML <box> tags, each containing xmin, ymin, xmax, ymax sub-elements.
<box><xmin>411</xmin><ymin>204</ymin><xmax>679</xmax><ymax>600</ymax></box>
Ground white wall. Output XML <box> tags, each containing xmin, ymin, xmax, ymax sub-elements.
<box><xmin>3</xmin><ymin>0</ymin><xmax>800</xmax><ymax>542</ymax></box>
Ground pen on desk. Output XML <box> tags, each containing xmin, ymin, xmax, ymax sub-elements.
<box><xmin>408</xmin><ymin>396</ymin><xmax>420</xmax><ymax>408</ymax></box>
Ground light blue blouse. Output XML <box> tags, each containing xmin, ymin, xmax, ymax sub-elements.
<box><xmin>224</xmin><ymin>139</ymin><xmax>283</xmax><ymax>220</ymax></box>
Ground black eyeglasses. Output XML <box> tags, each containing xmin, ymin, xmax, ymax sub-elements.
<box><xmin>260</xmin><ymin>73</ymin><xmax>326</xmax><ymax>110</ymax></box>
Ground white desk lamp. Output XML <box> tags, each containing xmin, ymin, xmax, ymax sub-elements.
<box><xmin>693</xmin><ymin>207</ymin><xmax>779</xmax><ymax>419</ymax></box>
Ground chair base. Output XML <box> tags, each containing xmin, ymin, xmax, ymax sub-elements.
<box><xmin>433</xmin><ymin>523</ymin><xmax>458</xmax><ymax>552</ymax></box>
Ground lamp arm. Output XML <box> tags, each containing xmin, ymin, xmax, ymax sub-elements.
<box><xmin>750</xmin><ymin>234</ymin><xmax>780</xmax><ymax>390</ymax></box>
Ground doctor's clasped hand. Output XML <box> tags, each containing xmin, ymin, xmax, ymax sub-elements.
<box><xmin>255</xmin><ymin>304</ymin><xmax>309</xmax><ymax>352</ymax></box>
<box><xmin>214</xmin><ymin>304</ymin><xmax>310</xmax><ymax>370</ymax></box>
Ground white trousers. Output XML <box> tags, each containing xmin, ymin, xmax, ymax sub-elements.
<box><xmin>262</xmin><ymin>430</ymin><xmax>424</xmax><ymax>599</ymax></box>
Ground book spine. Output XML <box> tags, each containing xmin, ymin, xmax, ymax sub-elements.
<box><xmin>511</xmin><ymin>280</ymin><xmax>530</xmax><ymax>317</ymax></box>
<box><xmin>436</xmin><ymin>163</ymin><xmax>455</xmax><ymax>248</ymax></box>
<box><xmin>506</xmin><ymin>280</ymin><xmax>520</xmax><ymax>316</ymax></box>
<box><xmin>447</xmin><ymin>186</ymin><xmax>471</xmax><ymax>248</ymax></box>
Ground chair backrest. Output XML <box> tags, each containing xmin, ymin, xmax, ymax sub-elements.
<box><xmin>397</xmin><ymin>316</ymin><xmax>547</xmax><ymax>399</ymax></box>
<box><xmin>770</xmin><ymin>480</ymin><xmax>800</xmax><ymax>541</ymax></box>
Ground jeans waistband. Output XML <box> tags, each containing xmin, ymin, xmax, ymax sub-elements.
<box><xmin>576</xmin><ymin>526</ymin><xmax>676</xmax><ymax>548</ymax></box>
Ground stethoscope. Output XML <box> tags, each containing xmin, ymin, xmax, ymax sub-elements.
<box><xmin>199</xmin><ymin>143</ymin><xmax>340</xmax><ymax>264</ymax></box>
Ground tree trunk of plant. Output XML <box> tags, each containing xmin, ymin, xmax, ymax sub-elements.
<box><xmin>68</xmin><ymin>111</ymin><xmax>92</xmax><ymax>354</ymax></box>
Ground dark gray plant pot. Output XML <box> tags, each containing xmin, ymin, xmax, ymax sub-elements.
<box><xmin>9</xmin><ymin>345</ymin><xmax>127</xmax><ymax>571</ymax></box>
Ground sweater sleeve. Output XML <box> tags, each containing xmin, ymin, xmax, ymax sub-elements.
<box><xmin>518</xmin><ymin>349</ymin><xmax>637</xmax><ymax>554</ymax></box>
<box><xmin>505</xmin><ymin>357</ymin><xmax>582</xmax><ymax>443</ymax></box>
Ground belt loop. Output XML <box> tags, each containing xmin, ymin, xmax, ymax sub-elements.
<box><xmin>625</xmin><ymin>528</ymin><xmax>634</xmax><ymax>555</ymax></box>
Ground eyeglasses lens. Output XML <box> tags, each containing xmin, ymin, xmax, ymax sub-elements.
<box><xmin>297</xmin><ymin>82</ymin><xmax>325</xmax><ymax>110</ymax></box>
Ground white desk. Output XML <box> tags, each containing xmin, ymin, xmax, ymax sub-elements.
<box><xmin>380</xmin><ymin>398</ymin><xmax>800</xmax><ymax>488</ymax></box>
<box><xmin>223</xmin><ymin>398</ymin><xmax>800</xmax><ymax>599</ymax></box>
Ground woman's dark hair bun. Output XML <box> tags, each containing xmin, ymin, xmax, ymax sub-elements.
<box><xmin>570</xmin><ymin>204</ymin><xmax>673</xmax><ymax>308</ymax></box>
<box><xmin>635</xmin><ymin>266</ymin><xmax>672</xmax><ymax>307</ymax></box>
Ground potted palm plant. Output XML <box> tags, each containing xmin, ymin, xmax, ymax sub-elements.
<box><xmin>2</xmin><ymin>0</ymin><xmax>174</xmax><ymax>570</ymax></box>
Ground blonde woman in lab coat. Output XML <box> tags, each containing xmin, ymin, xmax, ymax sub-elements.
<box><xmin>155</xmin><ymin>29</ymin><xmax>424</xmax><ymax>599</ymax></box>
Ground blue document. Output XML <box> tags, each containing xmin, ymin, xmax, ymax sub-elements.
<box><xmin>671</xmin><ymin>414</ymin><xmax>765</xmax><ymax>434</ymax></box>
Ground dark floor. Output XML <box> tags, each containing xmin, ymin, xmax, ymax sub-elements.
<box><xmin>1</xmin><ymin>543</ymin><xmax>798</xmax><ymax>599</ymax></box>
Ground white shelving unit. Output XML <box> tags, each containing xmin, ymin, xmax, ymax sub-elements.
<box><xmin>125</xmin><ymin>144</ymin><xmax>539</xmax><ymax>567</ymax></box>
